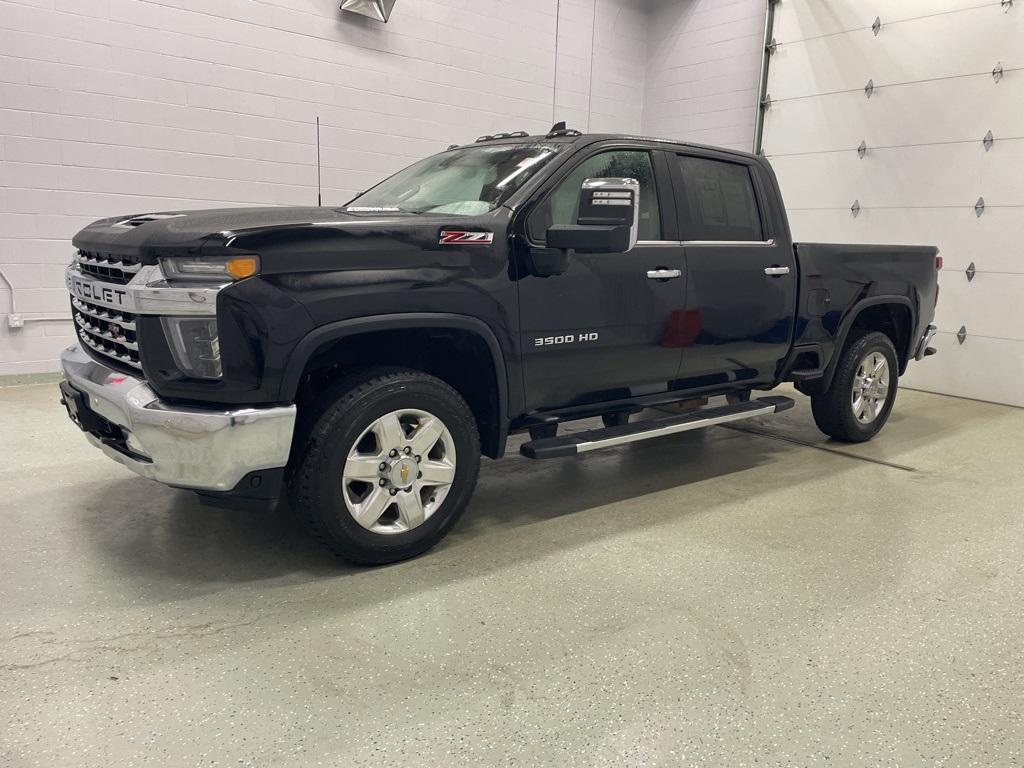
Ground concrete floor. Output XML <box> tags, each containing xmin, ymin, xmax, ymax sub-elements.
<box><xmin>1</xmin><ymin>381</ymin><xmax>1022</xmax><ymax>767</ymax></box>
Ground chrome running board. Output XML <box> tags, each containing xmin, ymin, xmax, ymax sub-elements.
<box><xmin>520</xmin><ymin>396</ymin><xmax>795</xmax><ymax>459</ymax></box>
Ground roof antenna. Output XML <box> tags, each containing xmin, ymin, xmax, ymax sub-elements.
<box><xmin>315</xmin><ymin>115</ymin><xmax>322</xmax><ymax>206</ymax></box>
<box><xmin>549</xmin><ymin>121</ymin><xmax>566</xmax><ymax>134</ymax></box>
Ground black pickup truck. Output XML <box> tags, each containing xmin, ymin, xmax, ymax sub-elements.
<box><xmin>60</xmin><ymin>126</ymin><xmax>939</xmax><ymax>563</ymax></box>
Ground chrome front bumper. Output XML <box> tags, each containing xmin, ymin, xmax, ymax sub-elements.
<box><xmin>60</xmin><ymin>344</ymin><xmax>296</xmax><ymax>492</ymax></box>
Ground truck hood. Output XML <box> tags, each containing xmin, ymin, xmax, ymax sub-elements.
<box><xmin>71</xmin><ymin>205</ymin><xmax>511</xmax><ymax>277</ymax></box>
<box><xmin>71</xmin><ymin>206</ymin><xmax>434</xmax><ymax>256</ymax></box>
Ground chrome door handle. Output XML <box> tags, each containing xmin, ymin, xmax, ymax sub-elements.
<box><xmin>764</xmin><ymin>266</ymin><xmax>791</xmax><ymax>276</ymax></box>
<box><xmin>646</xmin><ymin>268</ymin><xmax>682</xmax><ymax>280</ymax></box>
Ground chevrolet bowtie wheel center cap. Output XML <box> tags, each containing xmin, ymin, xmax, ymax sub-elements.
<box><xmin>384</xmin><ymin>456</ymin><xmax>418</xmax><ymax>490</ymax></box>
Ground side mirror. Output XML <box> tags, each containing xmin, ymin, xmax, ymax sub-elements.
<box><xmin>545</xmin><ymin>177</ymin><xmax>639</xmax><ymax>256</ymax></box>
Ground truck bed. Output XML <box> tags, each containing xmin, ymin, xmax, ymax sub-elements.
<box><xmin>791</xmin><ymin>241</ymin><xmax>939</xmax><ymax>373</ymax></box>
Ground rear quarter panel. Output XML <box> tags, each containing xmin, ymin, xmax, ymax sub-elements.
<box><xmin>793</xmin><ymin>242</ymin><xmax>938</xmax><ymax>371</ymax></box>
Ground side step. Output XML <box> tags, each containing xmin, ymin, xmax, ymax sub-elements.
<box><xmin>520</xmin><ymin>396</ymin><xmax>794</xmax><ymax>459</ymax></box>
<box><xmin>789</xmin><ymin>368</ymin><xmax>823</xmax><ymax>382</ymax></box>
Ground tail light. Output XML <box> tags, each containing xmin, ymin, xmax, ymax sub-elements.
<box><xmin>935</xmin><ymin>255</ymin><xmax>943</xmax><ymax>271</ymax></box>
<box><xmin>935</xmin><ymin>254</ymin><xmax>942</xmax><ymax>307</ymax></box>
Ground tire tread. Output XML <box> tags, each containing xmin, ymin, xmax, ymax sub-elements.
<box><xmin>289</xmin><ymin>367</ymin><xmax>480</xmax><ymax>565</ymax></box>
<box><xmin>811</xmin><ymin>330</ymin><xmax>897</xmax><ymax>443</ymax></box>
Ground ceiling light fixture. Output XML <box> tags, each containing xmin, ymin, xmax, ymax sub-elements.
<box><xmin>340</xmin><ymin>0</ymin><xmax>396</xmax><ymax>22</ymax></box>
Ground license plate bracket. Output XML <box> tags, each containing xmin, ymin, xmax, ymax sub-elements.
<box><xmin>59</xmin><ymin>381</ymin><xmax>105</xmax><ymax>433</ymax></box>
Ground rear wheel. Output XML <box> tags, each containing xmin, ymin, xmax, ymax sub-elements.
<box><xmin>289</xmin><ymin>369</ymin><xmax>480</xmax><ymax>564</ymax></box>
<box><xmin>811</xmin><ymin>331</ymin><xmax>898</xmax><ymax>442</ymax></box>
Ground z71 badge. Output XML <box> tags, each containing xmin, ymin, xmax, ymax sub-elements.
<box><xmin>439</xmin><ymin>231</ymin><xmax>494</xmax><ymax>245</ymax></box>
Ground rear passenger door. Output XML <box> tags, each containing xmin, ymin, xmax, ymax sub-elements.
<box><xmin>670</xmin><ymin>151</ymin><xmax>797</xmax><ymax>388</ymax></box>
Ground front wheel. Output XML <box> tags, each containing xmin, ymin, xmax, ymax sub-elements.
<box><xmin>811</xmin><ymin>331</ymin><xmax>898</xmax><ymax>442</ymax></box>
<box><xmin>289</xmin><ymin>369</ymin><xmax>480</xmax><ymax>564</ymax></box>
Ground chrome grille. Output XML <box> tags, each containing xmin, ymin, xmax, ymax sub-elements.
<box><xmin>75</xmin><ymin>250</ymin><xmax>143</xmax><ymax>285</ymax></box>
<box><xmin>71</xmin><ymin>297</ymin><xmax>142</xmax><ymax>372</ymax></box>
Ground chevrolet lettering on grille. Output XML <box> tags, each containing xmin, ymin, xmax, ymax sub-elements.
<box><xmin>67</xmin><ymin>274</ymin><xmax>129</xmax><ymax>310</ymax></box>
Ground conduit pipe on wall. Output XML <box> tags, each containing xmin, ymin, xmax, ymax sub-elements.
<box><xmin>0</xmin><ymin>267</ymin><xmax>69</xmax><ymax>328</ymax></box>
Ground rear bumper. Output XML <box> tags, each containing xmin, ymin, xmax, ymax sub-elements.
<box><xmin>60</xmin><ymin>344</ymin><xmax>296</xmax><ymax>492</ymax></box>
<box><xmin>914</xmin><ymin>323</ymin><xmax>938</xmax><ymax>361</ymax></box>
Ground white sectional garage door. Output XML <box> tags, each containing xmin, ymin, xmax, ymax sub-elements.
<box><xmin>761</xmin><ymin>0</ymin><xmax>1024</xmax><ymax>406</ymax></box>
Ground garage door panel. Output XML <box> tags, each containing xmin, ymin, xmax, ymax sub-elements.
<box><xmin>762</xmin><ymin>75</ymin><xmax>1024</xmax><ymax>156</ymax></box>
<box><xmin>765</xmin><ymin>0</ymin><xmax>1021</xmax><ymax>406</ymax></box>
<box><xmin>769</xmin><ymin>8</ymin><xmax>1023</xmax><ymax>100</ymax></box>
<box><xmin>935</xmin><ymin>273</ymin><xmax>1024</xmax><ymax>341</ymax></box>
<box><xmin>784</xmin><ymin>208</ymin><xmax>1024</xmax><ymax>277</ymax></box>
<box><xmin>902</xmin><ymin>333</ymin><xmax>1024</xmax><ymax>407</ymax></box>
<box><xmin>773</xmin><ymin>146</ymin><xmax>964</xmax><ymax>210</ymax></box>
<box><xmin>773</xmin><ymin>0</ymin><xmax>988</xmax><ymax>43</ymax></box>
<box><xmin>773</xmin><ymin>141</ymin><xmax>1024</xmax><ymax>210</ymax></box>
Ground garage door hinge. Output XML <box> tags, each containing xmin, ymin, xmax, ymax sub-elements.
<box><xmin>992</xmin><ymin>62</ymin><xmax>1004</xmax><ymax>82</ymax></box>
<box><xmin>864</xmin><ymin>79</ymin><xmax>874</xmax><ymax>98</ymax></box>
<box><xmin>766</xmin><ymin>38</ymin><xmax>777</xmax><ymax>55</ymax></box>
<box><xmin>872</xmin><ymin>17</ymin><xmax>882</xmax><ymax>36</ymax></box>
<box><xmin>1001</xmin><ymin>0</ymin><xmax>1013</xmax><ymax>12</ymax></box>
<box><xmin>857</xmin><ymin>140</ymin><xmax>867</xmax><ymax>158</ymax></box>
<box><xmin>957</xmin><ymin>326</ymin><xmax>967</xmax><ymax>345</ymax></box>
<box><xmin>966</xmin><ymin>262</ymin><xmax>977</xmax><ymax>282</ymax></box>
<box><xmin>851</xmin><ymin>199</ymin><xmax>861</xmax><ymax>218</ymax></box>
<box><xmin>982</xmin><ymin>130</ymin><xmax>994</xmax><ymax>151</ymax></box>
<box><xmin>975</xmin><ymin>197</ymin><xmax>986</xmax><ymax>217</ymax></box>
<box><xmin>761</xmin><ymin>94</ymin><xmax>772</xmax><ymax>110</ymax></box>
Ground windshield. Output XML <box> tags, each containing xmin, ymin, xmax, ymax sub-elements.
<box><xmin>346</xmin><ymin>143</ymin><xmax>562</xmax><ymax>216</ymax></box>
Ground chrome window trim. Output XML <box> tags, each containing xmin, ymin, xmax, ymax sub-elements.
<box><xmin>681</xmin><ymin>238</ymin><xmax>777</xmax><ymax>247</ymax></box>
<box><xmin>635</xmin><ymin>239</ymin><xmax>777</xmax><ymax>247</ymax></box>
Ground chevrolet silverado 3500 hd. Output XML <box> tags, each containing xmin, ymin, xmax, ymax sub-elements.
<box><xmin>59</xmin><ymin>127</ymin><xmax>939</xmax><ymax>563</ymax></box>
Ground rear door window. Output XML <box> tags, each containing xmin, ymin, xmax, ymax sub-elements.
<box><xmin>676</xmin><ymin>156</ymin><xmax>763</xmax><ymax>241</ymax></box>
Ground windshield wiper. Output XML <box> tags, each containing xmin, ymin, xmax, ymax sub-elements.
<box><xmin>342</xmin><ymin>205</ymin><xmax>423</xmax><ymax>215</ymax></box>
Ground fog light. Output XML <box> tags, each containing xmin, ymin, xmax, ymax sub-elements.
<box><xmin>161</xmin><ymin>317</ymin><xmax>222</xmax><ymax>379</ymax></box>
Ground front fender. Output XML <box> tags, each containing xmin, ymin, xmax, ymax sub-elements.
<box><xmin>279</xmin><ymin>312</ymin><xmax>510</xmax><ymax>455</ymax></box>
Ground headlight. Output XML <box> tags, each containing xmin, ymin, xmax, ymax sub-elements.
<box><xmin>159</xmin><ymin>255</ymin><xmax>259</xmax><ymax>282</ymax></box>
<box><xmin>160</xmin><ymin>317</ymin><xmax>222</xmax><ymax>379</ymax></box>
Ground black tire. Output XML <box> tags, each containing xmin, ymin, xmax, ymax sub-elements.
<box><xmin>289</xmin><ymin>368</ymin><xmax>480</xmax><ymax>565</ymax></box>
<box><xmin>811</xmin><ymin>330</ymin><xmax>898</xmax><ymax>443</ymax></box>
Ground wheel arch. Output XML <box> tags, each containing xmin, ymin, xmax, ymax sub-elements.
<box><xmin>822</xmin><ymin>296</ymin><xmax>915</xmax><ymax>390</ymax></box>
<box><xmin>282</xmin><ymin>313</ymin><xmax>509</xmax><ymax>458</ymax></box>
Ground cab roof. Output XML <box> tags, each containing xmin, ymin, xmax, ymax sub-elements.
<box><xmin>455</xmin><ymin>128</ymin><xmax>759</xmax><ymax>163</ymax></box>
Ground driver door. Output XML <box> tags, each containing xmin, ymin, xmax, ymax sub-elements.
<box><xmin>517</xmin><ymin>147</ymin><xmax>686</xmax><ymax>411</ymax></box>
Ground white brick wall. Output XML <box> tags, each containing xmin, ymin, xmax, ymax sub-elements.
<box><xmin>0</xmin><ymin>0</ymin><xmax>651</xmax><ymax>373</ymax></box>
<box><xmin>642</xmin><ymin>0</ymin><xmax>765</xmax><ymax>151</ymax></box>
<box><xmin>554</xmin><ymin>0</ymin><xmax>648</xmax><ymax>134</ymax></box>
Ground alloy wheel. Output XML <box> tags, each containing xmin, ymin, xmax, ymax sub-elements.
<box><xmin>851</xmin><ymin>351</ymin><xmax>890</xmax><ymax>423</ymax></box>
<box><xmin>341</xmin><ymin>409</ymin><xmax>457</xmax><ymax>535</ymax></box>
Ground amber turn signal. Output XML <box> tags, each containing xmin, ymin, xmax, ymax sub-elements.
<box><xmin>226</xmin><ymin>256</ymin><xmax>260</xmax><ymax>279</ymax></box>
